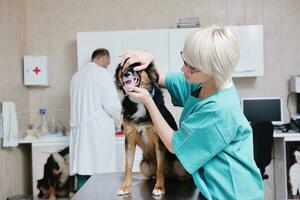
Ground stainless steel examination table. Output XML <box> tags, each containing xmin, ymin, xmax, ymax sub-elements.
<box><xmin>72</xmin><ymin>172</ymin><xmax>206</xmax><ymax>200</ymax></box>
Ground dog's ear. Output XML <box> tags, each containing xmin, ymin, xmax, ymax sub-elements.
<box><xmin>114</xmin><ymin>63</ymin><xmax>123</xmax><ymax>89</ymax></box>
<box><xmin>59</xmin><ymin>147</ymin><xmax>69</xmax><ymax>156</ymax></box>
<box><xmin>145</xmin><ymin>63</ymin><xmax>159</xmax><ymax>83</ymax></box>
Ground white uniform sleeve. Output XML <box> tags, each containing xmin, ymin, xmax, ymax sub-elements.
<box><xmin>100</xmin><ymin>72</ymin><xmax>122</xmax><ymax>120</ymax></box>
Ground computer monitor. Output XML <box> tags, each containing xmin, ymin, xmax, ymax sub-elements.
<box><xmin>241</xmin><ymin>97</ymin><xmax>283</xmax><ymax>125</ymax></box>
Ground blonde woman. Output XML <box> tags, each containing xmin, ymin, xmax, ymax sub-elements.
<box><xmin>121</xmin><ymin>25</ymin><xmax>264</xmax><ymax>200</ymax></box>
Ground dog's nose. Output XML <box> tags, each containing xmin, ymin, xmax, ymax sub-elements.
<box><xmin>124</xmin><ymin>71</ymin><xmax>131</xmax><ymax>77</ymax></box>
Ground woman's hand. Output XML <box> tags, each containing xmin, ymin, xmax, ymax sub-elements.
<box><xmin>126</xmin><ymin>87</ymin><xmax>152</xmax><ymax>105</ymax></box>
<box><xmin>120</xmin><ymin>50</ymin><xmax>154</xmax><ymax>71</ymax></box>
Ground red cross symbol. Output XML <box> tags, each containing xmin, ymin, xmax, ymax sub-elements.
<box><xmin>33</xmin><ymin>66</ymin><xmax>41</xmax><ymax>75</ymax></box>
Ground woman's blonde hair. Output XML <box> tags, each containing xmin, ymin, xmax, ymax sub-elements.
<box><xmin>183</xmin><ymin>25</ymin><xmax>239</xmax><ymax>86</ymax></box>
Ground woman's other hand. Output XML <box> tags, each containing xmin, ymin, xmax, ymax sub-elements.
<box><xmin>125</xmin><ymin>86</ymin><xmax>152</xmax><ymax>105</ymax></box>
<box><xmin>120</xmin><ymin>50</ymin><xmax>154</xmax><ymax>71</ymax></box>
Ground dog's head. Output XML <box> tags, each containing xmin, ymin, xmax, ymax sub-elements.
<box><xmin>115</xmin><ymin>62</ymin><xmax>159</xmax><ymax>93</ymax></box>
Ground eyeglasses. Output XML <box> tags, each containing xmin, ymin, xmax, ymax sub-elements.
<box><xmin>180</xmin><ymin>51</ymin><xmax>201</xmax><ymax>73</ymax></box>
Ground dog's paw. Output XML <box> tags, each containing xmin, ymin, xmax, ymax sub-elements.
<box><xmin>117</xmin><ymin>185</ymin><xmax>131</xmax><ymax>196</ymax></box>
<box><xmin>69</xmin><ymin>192</ymin><xmax>75</xmax><ymax>198</ymax></box>
<box><xmin>49</xmin><ymin>196</ymin><xmax>56</xmax><ymax>200</ymax></box>
<box><xmin>152</xmin><ymin>188</ymin><xmax>165</xmax><ymax>196</ymax></box>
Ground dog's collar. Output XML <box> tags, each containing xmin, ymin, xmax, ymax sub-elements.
<box><xmin>150</xmin><ymin>84</ymin><xmax>159</xmax><ymax>98</ymax></box>
<box><xmin>150</xmin><ymin>86</ymin><xmax>156</xmax><ymax>97</ymax></box>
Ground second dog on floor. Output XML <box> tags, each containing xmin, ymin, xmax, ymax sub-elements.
<box><xmin>37</xmin><ymin>147</ymin><xmax>75</xmax><ymax>199</ymax></box>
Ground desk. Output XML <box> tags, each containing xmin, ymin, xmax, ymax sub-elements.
<box><xmin>72</xmin><ymin>173</ymin><xmax>205</xmax><ymax>200</ymax></box>
<box><xmin>273</xmin><ymin>131</ymin><xmax>300</xmax><ymax>200</ymax></box>
<box><xmin>273</xmin><ymin>131</ymin><xmax>300</xmax><ymax>139</ymax></box>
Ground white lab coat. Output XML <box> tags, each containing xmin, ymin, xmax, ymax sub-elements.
<box><xmin>69</xmin><ymin>62</ymin><xmax>121</xmax><ymax>175</ymax></box>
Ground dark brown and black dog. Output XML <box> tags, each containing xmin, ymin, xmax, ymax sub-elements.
<box><xmin>37</xmin><ymin>147</ymin><xmax>75</xmax><ymax>199</ymax></box>
<box><xmin>115</xmin><ymin>62</ymin><xmax>190</xmax><ymax>197</ymax></box>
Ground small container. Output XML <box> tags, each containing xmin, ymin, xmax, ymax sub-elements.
<box><xmin>39</xmin><ymin>108</ymin><xmax>48</xmax><ymax>135</ymax></box>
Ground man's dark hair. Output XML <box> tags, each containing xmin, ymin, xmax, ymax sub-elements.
<box><xmin>91</xmin><ymin>48</ymin><xmax>110</xmax><ymax>60</ymax></box>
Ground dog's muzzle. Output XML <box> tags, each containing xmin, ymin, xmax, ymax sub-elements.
<box><xmin>122</xmin><ymin>68</ymin><xmax>140</xmax><ymax>91</ymax></box>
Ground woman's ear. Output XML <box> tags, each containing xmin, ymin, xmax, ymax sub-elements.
<box><xmin>145</xmin><ymin>63</ymin><xmax>159</xmax><ymax>83</ymax></box>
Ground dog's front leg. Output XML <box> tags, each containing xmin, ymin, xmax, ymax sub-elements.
<box><xmin>153</xmin><ymin>141</ymin><xmax>166</xmax><ymax>196</ymax></box>
<box><xmin>69</xmin><ymin>175</ymin><xmax>76</xmax><ymax>198</ymax></box>
<box><xmin>48</xmin><ymin>186</ymin><xmax>56</xmax><ymax>200</ymax></box>
<box><xmin>118</xmin><ymin>136</ymin><xmax>136</xmax><ymax>196</ymax></box>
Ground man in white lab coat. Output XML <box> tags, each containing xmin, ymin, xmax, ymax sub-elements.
<box><xmin>69</xmin><ymin>48</ymin><xmax>122</xmax><ymax>189</ymax></box>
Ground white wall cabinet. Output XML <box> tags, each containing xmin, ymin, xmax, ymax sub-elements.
<box><xmin>122</xmin><ymin>29</ymin><xmax>170</xmax><ymax>73</ymax></box>
<box><xmin>77</xmin><ymin>25</ymin><xmax>264</xmax><ymax>77</ymax></box>
<box><xmin>168</xmin><ymin>25</ymin><xmax>264</xmax><ymax>77</ymax></box>
<box><xmin>168</xmin><ymin>28</ymin><xmax>197</xmax><ymax>73</ymax></box>
<box><xmin>77</xmin><ymin>31</ymin><xmax>123</xmax><ymax>74</ymax></box>
<box><xmin>77</xmin><ymin>29</ymin><xmax>169</xmax><ymax>74</ymax></box>
<box><xmin>231</xmin><ymin>25</ymin><xmax>264</xmax><ymax>77</ymax></box>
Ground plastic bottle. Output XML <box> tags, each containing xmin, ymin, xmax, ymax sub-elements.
<box><xmin>50</xmin><ymin>118</ymin><xmax>58</xmax><ymax>134</ymax></box>
<box><xmin>39</xmin><ymin>108</ymin><xmax>48</xmax><ymax>136</ymax></box>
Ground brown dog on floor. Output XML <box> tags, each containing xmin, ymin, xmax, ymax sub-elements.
<box><xmin>115</xmin><ymin>62</ymin><xmax>190</xmax><ymax>197</ymax></box>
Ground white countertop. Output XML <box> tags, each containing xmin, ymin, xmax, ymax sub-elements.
<box><xmin>18</xmin><ymin>134</ymin><xmax>125</xmax><ymax>145</ymax></box>
<box><xmin>18</xmin><ymin>135</ymin><xmax>69</xmax><ymax>144</ymax></box>
<box><xmin>273</xmin><ymin>130</ymin><xmax>300</xmax><ymax>140</ymax></box>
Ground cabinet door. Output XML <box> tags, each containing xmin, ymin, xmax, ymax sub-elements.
<box><xmin>169</xmin><ymin>25</ymin><xmax>264</xmax><ymax>77</ymax></box>
<box><xmin>231</xmin><ymin>25</ymin><xmax>264</xmax><ymax>77</ymax></box>
<box><xmin>77</xmin><ymin>31</ymin><xmax>123</xmax><ymax>75</ymax></box>
<box><xmin>122</xmin><ymin>29</ymin><xmax>169</xmax><ymax>73</ymax></box>
<box><xmin>168</xmin><ymin>28</ymin><xmax>199</xmax><ymax>72</ymax></box>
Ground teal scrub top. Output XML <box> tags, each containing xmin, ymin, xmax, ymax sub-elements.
<box><xmin>165</xmin><ymin>72</ymin><xmax>264</xmax><ymax>200</ymax></box>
